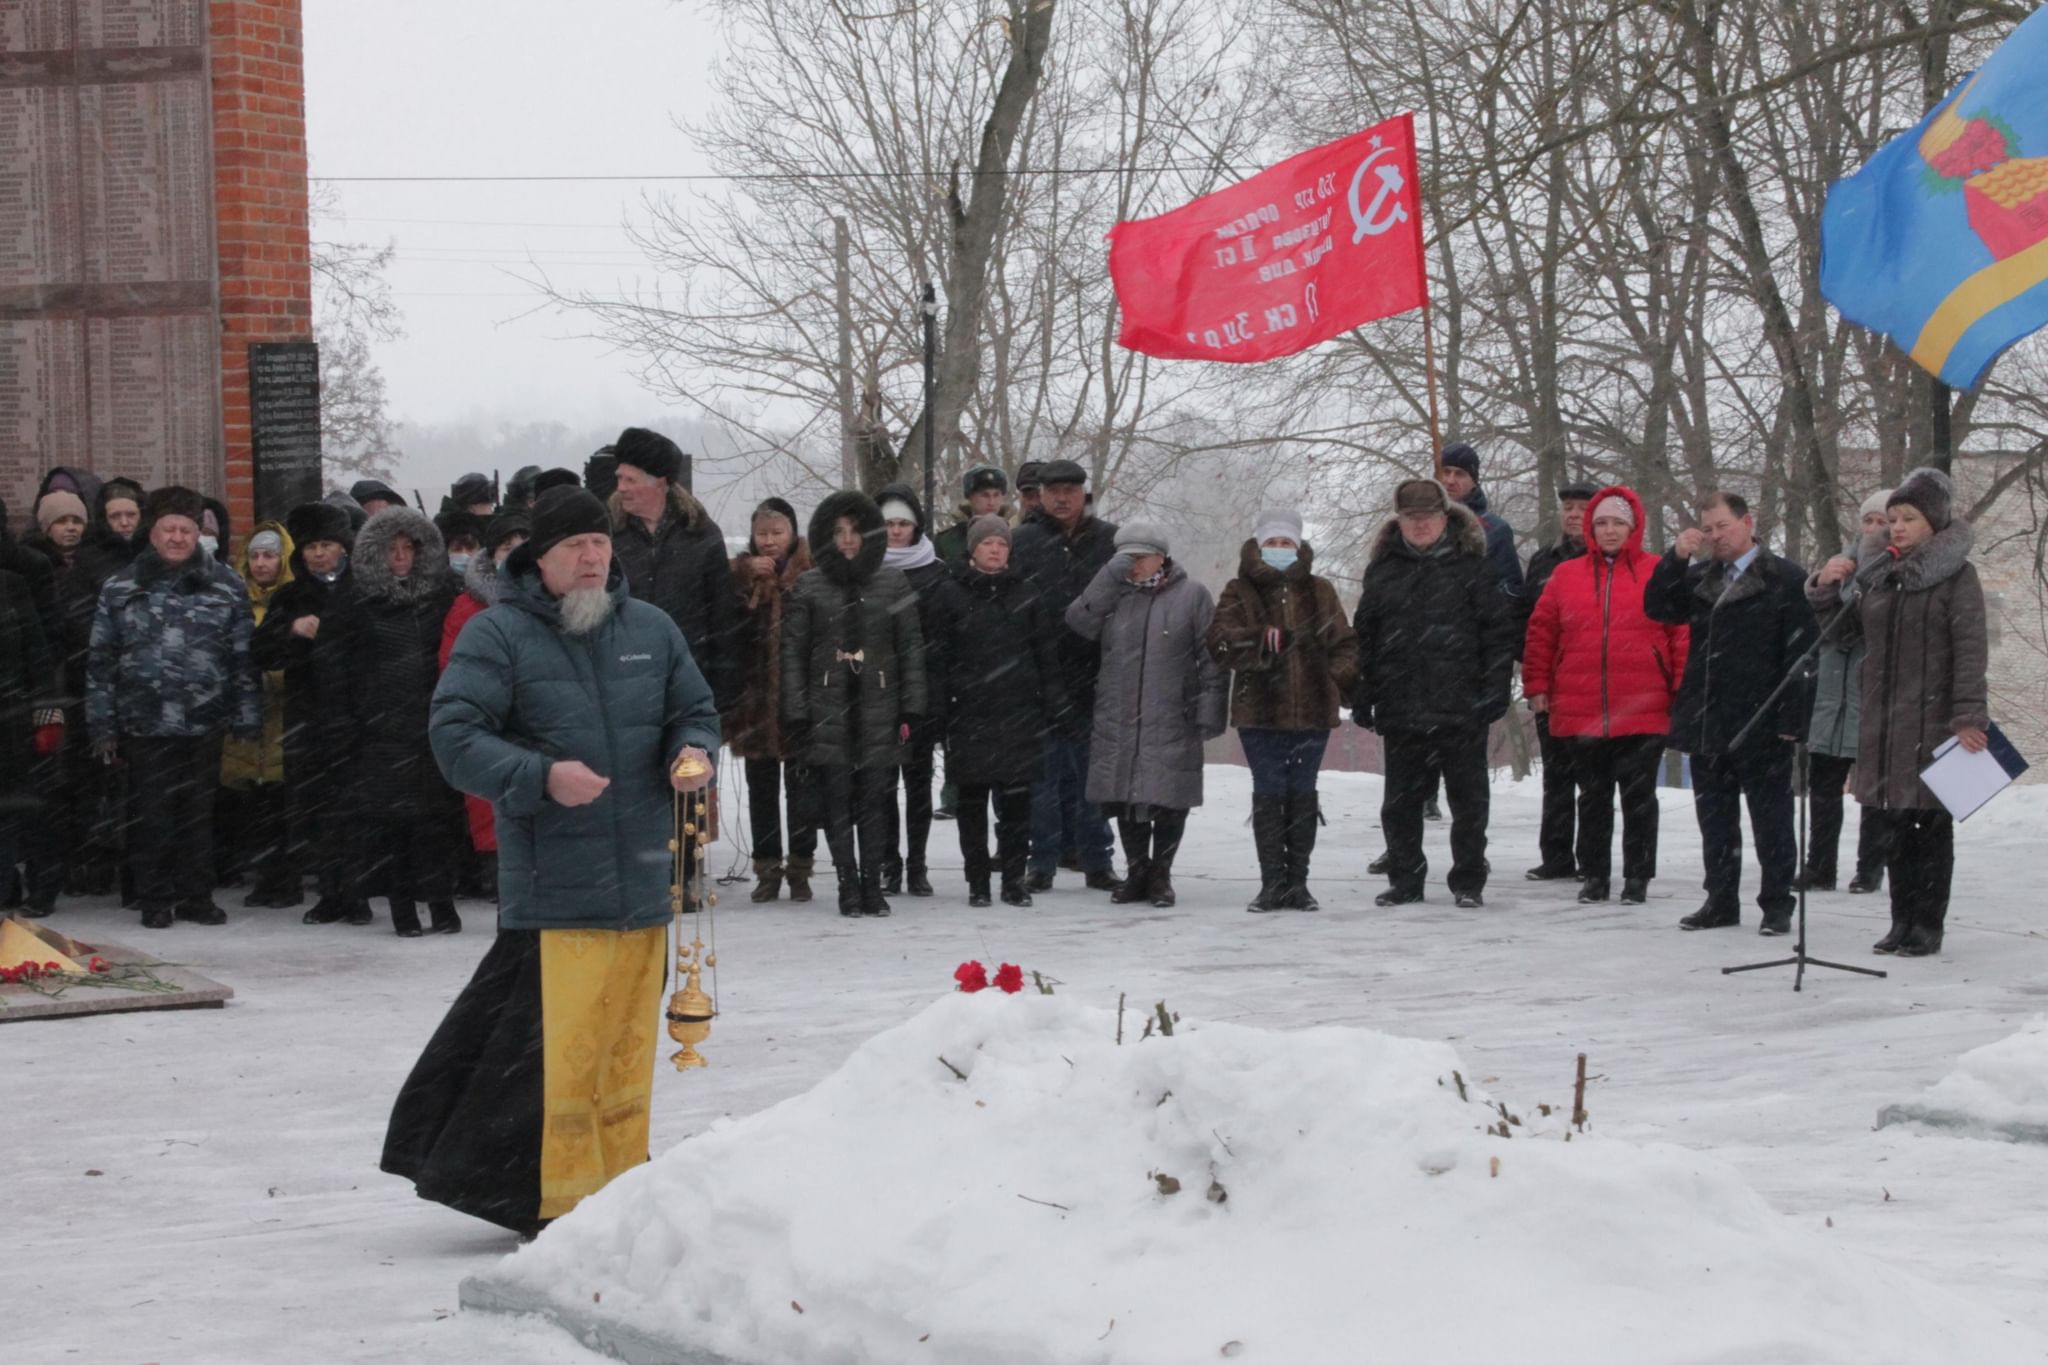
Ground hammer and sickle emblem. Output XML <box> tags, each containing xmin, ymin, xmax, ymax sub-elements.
<box><xmin>1348</xmin><ymin>143</ymin><xmax>1409</xmax><ymax>242</ymax></box>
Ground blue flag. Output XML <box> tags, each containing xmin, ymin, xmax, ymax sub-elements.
<box><xmin>1820</xmin><ymin>9</ymin><xmax>2048</xmax><ymax>390</ymax></box>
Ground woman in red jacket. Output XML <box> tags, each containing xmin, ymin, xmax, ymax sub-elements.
<box><xmin>1522</xmin><ymin>486</ymin><xmax>1688</xmax><ymax>905</ymax></box>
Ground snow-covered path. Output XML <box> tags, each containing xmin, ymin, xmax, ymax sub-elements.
<box><xmin>8</xmin><ymin>766</ymin><xmax>2046</xmax><ymax>1363</ymax></box>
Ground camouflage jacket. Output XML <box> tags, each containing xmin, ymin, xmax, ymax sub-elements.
<box><xmin>88</xmin><ymin>548</ymin><xmax>261</xmax><ymax>744</ymax></box>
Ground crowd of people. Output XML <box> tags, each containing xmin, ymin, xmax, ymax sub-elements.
<box><xmin>0</xmin><ymin>433</ymin><xmax>1986</xmax><ymax>960</ymax></box>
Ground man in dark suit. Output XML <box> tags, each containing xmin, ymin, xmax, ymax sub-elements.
<box><xmin>1644</xmin><ymin>491</ymin><xmax>1819</xmax><ymax>935</ymax></box>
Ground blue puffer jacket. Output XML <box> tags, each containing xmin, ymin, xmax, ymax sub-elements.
<box><xmin>86</xmin><ymin>548</ymin><xmax>260</xmax><ymax>744</ymax></box>
<box><xmin>430</xmin><ymin>559</ymin><xmax>721</xmax><ymax>932</ymax></box>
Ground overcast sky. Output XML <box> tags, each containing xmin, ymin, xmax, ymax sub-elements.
<box><xmin>302</xmin><ymin>0</ymin><xmax>722</xmax><ymax>430</ymax></box>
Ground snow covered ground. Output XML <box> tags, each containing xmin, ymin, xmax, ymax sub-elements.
<box><xmin>8</xmin><ymin>765</ymin><xmax>2048</xmax><ymax>1364</ymax></box>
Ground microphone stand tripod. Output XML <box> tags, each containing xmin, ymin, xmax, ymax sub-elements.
<box><xmin>1722</xmin><ymin>591</ymin><xmax>1886</xmax><ymax>991</ymax></box>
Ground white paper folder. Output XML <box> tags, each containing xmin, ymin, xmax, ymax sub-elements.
<box><xmin>1920</xmin><ymin>722</ymin><xmax>2031</xmax><ymax>821</ymax></box>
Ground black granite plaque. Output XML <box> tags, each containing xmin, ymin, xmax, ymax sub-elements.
<box><xmin>249</xmin><ymin>340</ymin><xmax>322</xmax><ymax>520</ymax></box>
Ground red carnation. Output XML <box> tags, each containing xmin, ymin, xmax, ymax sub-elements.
<box><xmin>89</xmin><ymin>957</ymin><xmax>110</xmax><ymax>975</ymax></box>
<box><xmin>954</xmin><ymin>961</ymin><xmax>989</xmax><ymax>993</ymax></box>
<box><xmin>993</xmin><ymin>963</ymin><xmax>1025</xmax><ymax>994</ymax></box>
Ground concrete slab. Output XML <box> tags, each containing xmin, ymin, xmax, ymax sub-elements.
<box><xmin>0</xmin><ymin>933</ymin><xmax>234</xmax><ymax>1022</ymax></box>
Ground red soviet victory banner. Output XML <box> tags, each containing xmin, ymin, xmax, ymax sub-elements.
<box><xmin>1109</xmin><ymin>113</ymin><xmax>1427</xmax><ymax>362</ymax></box>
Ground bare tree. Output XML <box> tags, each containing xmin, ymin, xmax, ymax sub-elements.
<box><xmin>310</xmin><ymin>187</ymin><xmax>404</xmax><ymax>481</ymax></box>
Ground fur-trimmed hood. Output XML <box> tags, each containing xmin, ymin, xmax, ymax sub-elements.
<box><xmin>1368</xmin><ymin>500</ymin><xmax>1487</xmax><ymax>565</ymax></box>
<box><xmin>809</xmin><ymin>489</ymin><xmax>886</xmax><ymax>586</ymax></box>
<box><xmin>606</xmin><ymin>480</ymin><xmax>709</xmax><ymax>535</ymax></box>
<box><xmin>462</xmin><ymin>548</ymin><xmax>505</xmax><ymax>607</ymax></box>
<box><xmin>1857</xmin><ymin>517</ymin><xmax>1975</xmax><ymax>594</ymax></box>
<box><xmin>351</xmin><ymin>506</ymin><xmax>449</xmax><ymax>603</ymax></box>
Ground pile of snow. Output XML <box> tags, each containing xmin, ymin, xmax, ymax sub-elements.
<box><xmin>1880</xmin><ymin>1016</ymin><xmax>2048</xmax><ymax>1142</ymax></box>
<box><xmin>478</xmin><ymin>993</ymin><xmax>2045</xmax><ymax>1364</ymax></box>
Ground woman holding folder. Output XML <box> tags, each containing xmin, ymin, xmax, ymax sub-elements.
<box><xmin>1813</xmin><ymin>467</ymin><xmax>1987</xmax><ymax>958</ymax></box>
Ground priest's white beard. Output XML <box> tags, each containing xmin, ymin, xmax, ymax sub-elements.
<box><xmin>560</xmin><ymin>586</ymin><xmax>614</xmax><ymax>635</ymax></box>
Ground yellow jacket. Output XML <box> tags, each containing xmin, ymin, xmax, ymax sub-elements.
<box><xmin>220</xmin><ymin>520</ymin><xmax>295</xmax><ymax>788</ymax></box>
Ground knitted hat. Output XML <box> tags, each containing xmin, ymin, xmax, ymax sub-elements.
<box><xmin>1115</xmin><ymin>520</ymin><xmax>1169</xmax><ymax>556</ymax></box>
<box><xmin>35</xmin><ymin>489</ymin><xmax>87</xmax><ymax>531</ymax></box>
<box><xmin>1252</xmin><ymin>508</ymin><xmax>1303</xmax><ymax>545</ymax></box>
<box><xmin>1859</xmin><ymin>488</ymin><xmax>1892</xmax><ymax>521</ymax></box>
<box><xmin>613</xmin><ymin>426</ymin><xmax>684</xmax><ymax>483</ymax></box>
<box><xmin>1394</xmin><ymin>479</ymin><xmax>1449</xmax><ymax>516</ymax></box>
<box><xmin>141</xmin><ymin>485</ymin><xmax>205</xmax><ymax>531</ymax></box>
<box><xmin>1439</xmin><ymin>442</ymin><xmax>1480</xmax><ymax>479</ymax></box>
<box><xmin>1887</xmin><ymin>466</ymin><xmax>1953</xmax><ymax>532</ymax></box>
<box><xmin>965</xmin><ymin>513</ymin><xmax>1011</xmax><ymax>555</ymax></box>
<box><xmin>247</xmin><ymin>528</ymin><xmax>284</xmax><ymax>556</ymax></box>
<box><xmin>1589</xmin><ymin>494</ymin><xmax>1636</xmax><ymax>528</ymax></box>
<box><xmin>483</xmin><ymin>510</ymin><xmax>532</xmax><ymax>555</ymax></box>
<box><xmin>962</xmin><ymin>464</ymin><xmax>1008</xmax><ymax>498</ymax></box>
<box><xmin>524</xmin><ymin>487</ymin><xmax>611</xmax><ymax>562</ymax></box>
<box><xmin>879</xmin><ymin>498</ymin><xmax>917</xmax><ymax>527</ymax></box>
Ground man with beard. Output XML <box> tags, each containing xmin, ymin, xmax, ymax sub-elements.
<box><xmin>385</xmin><ymin>486</ymin><xmax>718</xmax><ymax>1238</ymax></box>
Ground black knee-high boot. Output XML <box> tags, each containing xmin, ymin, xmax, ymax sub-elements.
<box><xmin>1111</xmin><ymin>816</ymin><xmax>1153</xmax><ymax>904</ymax></box>
<box><xmin>1248</xmin><ymin>794</ymin><xmax>1288</xmax><ymax>912</ymax></box>
<box><xmin>1148</xmin><ymin>810</ymin><xmax>1187</xmax><ymax>907</ymax></box>
<box><xmin>1284</xmin><ymin>792</ymin><xmax>1322</xmax><ymax>911</ymax></box>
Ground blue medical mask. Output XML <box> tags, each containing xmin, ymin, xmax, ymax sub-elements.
<box><xmin>1260</xmin><ymin>546</ymin><xmax>1298</xmax><ymax>571</ymax></box>
<box><xmin>449</xmin><ymin>553</ymin><xmax>474</xmax><ymax>575</ymax></box>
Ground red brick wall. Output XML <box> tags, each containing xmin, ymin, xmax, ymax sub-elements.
<box><xmin>209</xmin><ymin>0</ymin><xmax>313</xmax><ymax>544</ymax></box>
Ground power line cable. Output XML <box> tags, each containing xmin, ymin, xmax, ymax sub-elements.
<box><xmin>312</xmin><ymin>164</ymin><xmax>1241</xmax><ymax>183</ymax></box>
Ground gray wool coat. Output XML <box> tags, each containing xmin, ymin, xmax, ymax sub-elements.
<box><xmin>1814</xmin><ymin>520</ymin><xmax>1988</xmax><ymax>811</ymax></box>
<box><xmin>1065</xmin><ymin>557</ymin><xmax>1228</xmax><ymax>812</ymax></box>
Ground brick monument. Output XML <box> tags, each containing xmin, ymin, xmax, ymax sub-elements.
<box><xmin>0</xmin><ymin>0</ymin><xmax>318</xmax><ymax>541</ymax></box>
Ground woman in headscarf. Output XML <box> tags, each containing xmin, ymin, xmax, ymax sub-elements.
<box><xmin>218</xmin><ymin>521</ymin><xmax>299</xmax><ymax>907</ymax></box>
<box><xmin>872</xmin><ymin>483</ymin><xmax>950</xmax><ymax>897</ymax></box>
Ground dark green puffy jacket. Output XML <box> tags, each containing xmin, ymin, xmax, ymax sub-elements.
<box><xmin>430</xmin><ymin>559</ymin><xmax>721</xmax><ymax>932</ymax></box>
<box><xmin>781</xmin><ymin>490</ymin><xmax>928</xmax><ymax>771</ymax></box>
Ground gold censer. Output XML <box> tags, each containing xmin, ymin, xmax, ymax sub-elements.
<box><xmin>666</xmin><ymin>750</ymin><xmax>717</xmax><ymax>1071</ymax></box>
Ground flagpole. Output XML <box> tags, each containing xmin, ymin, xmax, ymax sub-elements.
<box><xmin>1422</xmin><ymin>292</ymin><xmax>1444</xmax><ymax>474</ymax></box>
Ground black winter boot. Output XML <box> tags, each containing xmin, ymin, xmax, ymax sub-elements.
<box><xmin>835</xmin><ymin>866</ymin><xmax>862</xmax><ymax>917</ymax></box>
<box><xmin>1247</xmin><ymin>794</ymin><xmax>1288</xmax><ymax>912</ymax></box>
<box><xmin>968</xmin><ymin>879</ymin><xmax>993</xmax><ymax>908</ymax></box>
<box><xmin>1111</xmin><ymin>818</ymin><xmax>1153</xmax><ymax>904</ymax></box>
<box><xmin>861</xmin><ymin>861</ymin><xmax>892</xmax><ymax>917</ymax></box>
<box><xmin>426</xmin><ymin>901</ymin><xmax>463</xmax><ymax>935</ymax></box>
<box><xmin>390</xmin><ymin>898</ymin><xmax>423</xmax><ymax>938</ymax></box>
<box><xmin>880</xmin><ymin>858</ymin><xmax>904</xmax><ymax>897</ymax></box>
<box><xmin>907</xmin><ymin>864</ymin><xmax>934</xmax><ymax>897</ymax></box>
<box><xmin>344</xmin><ymin>897</ymin><xmax>374</xmax><ymax>926</ymax></box>
<box><xmin>301</xmin><ymin>895</ymin><xmax>348</xmax><ymax>925</ymax></box>
<box><xmin>1282</xmin><ymin>792</ymin><xmax>1322</xmax><ymax>911</ymax></box>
